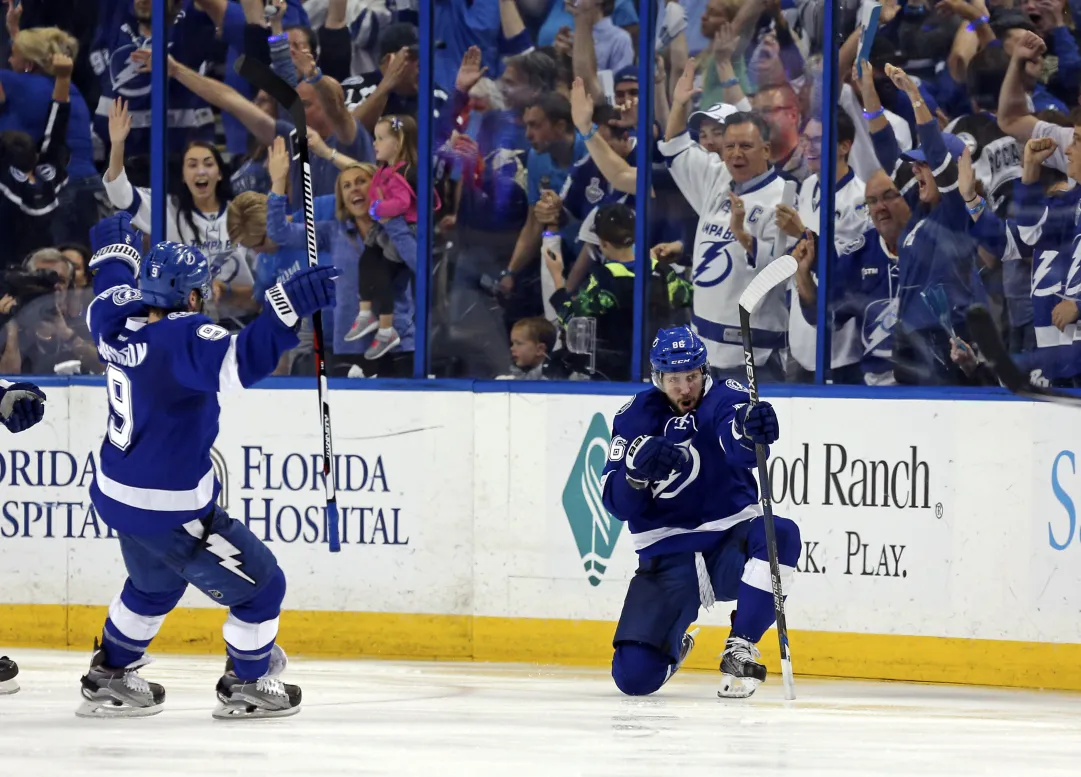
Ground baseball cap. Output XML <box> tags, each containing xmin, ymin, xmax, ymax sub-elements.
<box><xmin>613</xmin><ymin>66</ymin><xmax>638</xmax><ymax>86</ymax></box>
<box><xmin>688</xmin><ymin>102</ymin><xmax>739</xmax><ymax>133</ymax></box>
<box><xmin>901</xmin><ymin>132</ymin><xmax>968</xmax><ymax>165</ymax></box>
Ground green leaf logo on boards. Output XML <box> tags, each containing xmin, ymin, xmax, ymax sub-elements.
<box><xmin>562</xmin><ymin>413</ymin><xmax>622</xmax><ymax>586</ymax></box>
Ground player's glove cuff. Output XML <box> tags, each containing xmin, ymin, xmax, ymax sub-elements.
<box><xmin>265</xmin><ymin>282</ymin><xmax>299</xmax><ymax>328</ymax></box>
<box><xmin>625</xmin><ymin>435</ymin><xmax>651</xmax><ymax>475</ymax></box>
<box><xmin>625</xmin><ymin>474</ymin><xmax>650</xmax><ymax>490</ymax></box>
<box><xmin>90</xmin><ymin>244</ymin><xmax>142</xmax><ymax>275</ymax></box>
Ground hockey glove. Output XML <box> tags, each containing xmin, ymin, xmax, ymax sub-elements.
<box><xmin>265</xmin><ymin>265</ymin><xmax>339</xmax><ymax>328</ymax></box>
<box><xmin>626</xmin><ymin>435</ymin><xmax>688</xmax><ymax>486</ymax></box>
<box><xmin>0</xmin><ymin>383</ymin><xmax>46</xmax><ymax>433</ymax></box>
<box><xmin>89</xmin><ymin>213</ymin><xmax>142</xmax><ymax>274</ymax></box>
<box><xmin>734</xmin><ymin>402</ymin><xmax>779</xmax><ymax>446</ymax></box>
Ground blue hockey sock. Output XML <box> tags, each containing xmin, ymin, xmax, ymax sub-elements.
<box><xmin>102</xmin><ymin>618</ymin><xmax>152</xmax><ymax>668</ymax></box>
<box><xmin>224</xmin><ymin>568</ymin><xmax>286</xmax><ymax>680</ymax></box>
<box><xmin>100</xmin><ymin>585</ymin><xmax>179</xmax><ymax>669</ymax></box>
<box><xmin>226</xmin><ymin>638</ymin><xmax>275</xmax><ymax>680</ymax></box>
<box><xmin>730</xmin><ymin>584</ymin><xmax>780</xmax><ymax>644</ymax></box>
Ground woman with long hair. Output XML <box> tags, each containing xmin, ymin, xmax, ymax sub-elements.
<box><xmin>264</xmin><ymin>137</ymin><xmax>417</xmax><ymax>377</ymax></box>
<box><xmin>102</xmin><ymin>98</ymin><xmax>257</xmax><ymax>326</ymax></box>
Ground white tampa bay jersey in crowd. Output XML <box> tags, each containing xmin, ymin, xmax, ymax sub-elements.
<box><xmin>789</xmin><ymin>170</ymin><xmax>870</xmax><ymax>371</ymax></box>
<box><xmin>102</xmin><ymin>169</ymin><xmax>255</xmax><ymax>322</ymax></box>
<box><xmin>657</xmin><ymin>131</ymin><xmax>789</xmax><ymax>368</ymax></box>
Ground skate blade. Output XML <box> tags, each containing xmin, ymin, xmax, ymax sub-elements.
<box><xmin>75</xmin><ymin>698</ymin><xmax>164</xmax><ymax>718</ymax></box>
<box><xmin>717</xmin><ymin>673</ymin><xmax>760</xmax><ymax>699</ymax></box>
<box><xmin>212</xmin><ymin>701</ymin><xmax>301</xmax><ymax>720</ymax></box>
<box><xmin>0</xmin><ymin>678</ymin><xmax>19</xmax><ymax>695</ymax></box>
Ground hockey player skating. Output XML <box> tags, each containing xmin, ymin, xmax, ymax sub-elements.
<box><xmin>78</xmin><ymin>213</ymin><xmax>337</xmax><ymax>719</ymax></box>
<box><xmin>0</xmin><ymin>378</ymin><xmax>47</xmax><ymax>694</ymax></box>
<box><xmin>602</xmin><ymin>326</ymin><xmax>801</xmax><ymax>698</ymax></box>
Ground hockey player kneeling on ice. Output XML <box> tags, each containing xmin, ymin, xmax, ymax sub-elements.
<box><xmin>602</xmin><ymin>327</ymin><xmax>800</xmax><ymax>698</ymax></box>
<box><xmin>0</xmin><ymin>377</ymin><xmax>47</xmax><ymax>694</ymax></box>
<box><xmin>77</xmin><ymin>213</ymin><xmax>337</xmax><ymax>719</ymax></box>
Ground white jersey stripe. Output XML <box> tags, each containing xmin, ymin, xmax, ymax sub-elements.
<box><xmin>95</xmin><ymin>466</ymin><xmax>216</xmax><ymax>512</ymax></box>
<box><xmin>629</xmin><ymin>504</ymin><xmax>761</xmax><ymax>551</ymax></box>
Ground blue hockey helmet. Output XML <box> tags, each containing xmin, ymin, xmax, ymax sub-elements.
<box><xmin>649</xmin><ymin>326</ymin><xmax>708</xmax><ymax>388</ymax></box>
<box><xmin>138</xmin><ymin>241</ymin><xmax>212</xmax><ymax>310</ymax></box>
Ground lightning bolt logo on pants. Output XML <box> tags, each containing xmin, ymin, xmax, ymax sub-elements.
<box><xmin>205</xmin><ymin>534</ymin><xmax>256</xmax><ymax>585</ymax></box>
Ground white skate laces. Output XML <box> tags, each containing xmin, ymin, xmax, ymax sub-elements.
<box><xmin>723</xmin><ymin>637</ymin><xmax>761</xmax><ymax>664</ymax></box>
<box><xmin>255</xmin><ymin>677</ymin><xmax>288</xmax><ymax>698</ymax></box>
<box><xmin>122</xmin><ymin>671</ymin><xmax>151</xmax><ymax>696</ymax></box>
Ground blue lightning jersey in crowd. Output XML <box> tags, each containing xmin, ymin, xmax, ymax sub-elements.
<box><xmin>828</xmin><ymin>229</ymin><xmax>901</xmax><ymax>382</ymax></box>
<box><xmin>91</xmin><ymin>0</ymin><xmax>217</xmax><ymax>156</ymax></box>
<box><xmin>1009</xmin><ymin>180</ymin><xmax>1081</xmax><ymax>380</ymax></box>
<box><xmin>85</xmin><ymin>248</ymin><xmax>300</xmax><ymax>535</ymax></box>
<box><xmin>601</xmin><ymin>378</ymin><xmax>763</xmax><ymax>558</ymax></box>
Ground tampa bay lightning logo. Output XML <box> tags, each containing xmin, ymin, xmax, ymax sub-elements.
<box><xmin>110</xmin><ymin>41</ymin><xmax>152</xmax><ymax>97</ymax></box>
<box><xmin>112</xmin><ymin>288</ymin><xmax>142</xmax><ymax>305</ymax></box>
<box><xmin>694</xmin><ymin>240</ymin><xmax>736</xmax><ymax>288</ymax></box>
<box><xmin>863</xmin><ymin>297</ymin><xmax>898</xmax><ymax>357</ymax></box>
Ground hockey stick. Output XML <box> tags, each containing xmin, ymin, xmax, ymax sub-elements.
<box><xmin>234</xmin><ymin>55</ymin><xmax>342</xmax><ymax>552</ymax></box>
<box><xmin>966</xmin><ymin>306</ymin><xmax>1081</xmax><ymax>408</ymax></box>
<box><xmin>737</xmin><ymin>255</ymin><xmax>799</xmax><ymax>701</ymax></box>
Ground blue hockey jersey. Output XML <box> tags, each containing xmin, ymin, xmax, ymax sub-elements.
<box><xmin>90</xmin><ymin>0</ymin><xmax>217</xmax><ymax>156</ymax></box>
<box><xmin>1011</xmin><ymin>179</ymin><xmax>1081</xmax><ymax>380</ymax></box>
<box><xmin>86</xmin><ymin>247</ymin><xmax>300</xmax><ymax>535</ymax></box>
<box><xmin>829</xmin><ymin>230</ymin><xmax>901</xmax><ymax>382</ymax></box>
<box><xmin>601</xmin><ymin>378</ymin><xmax>763</xmax><ymax>558</ymax></box>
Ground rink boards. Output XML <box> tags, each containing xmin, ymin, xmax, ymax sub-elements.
<box><xmin>3</xmin><ymin>383</ymin><xmax>1081</xmax><ymax>690</ymax></box>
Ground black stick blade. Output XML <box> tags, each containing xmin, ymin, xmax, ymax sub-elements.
<box><xmin>967</xmin><ymin>305</ymin><xmax>1081</xmax><ymax>407</ymax></box>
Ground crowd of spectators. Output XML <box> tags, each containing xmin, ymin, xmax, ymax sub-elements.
<box><xmin>2</xmin><ymin>0</ymin><xmax>1081</xmax><ymax>389</ymax></box>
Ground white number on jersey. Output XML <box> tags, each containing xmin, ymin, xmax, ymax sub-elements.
<box><xmin>197</xmin><ymin>323</ymin><xmax>229</xmax><ymax>341</ymax></box>
<box><xmin>608</xmin><ymin>435</ymin><xmax>627</xmax><ymax>461</ymax></box>
<box><xmin>106</xmin><ymin>364</ymin><xmax>134</xmax><ymax>451</ymax></box>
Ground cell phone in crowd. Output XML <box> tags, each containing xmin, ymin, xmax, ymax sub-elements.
<box><xmin>781</xmin><ymin>179</ymin><xmax>798</xmax><ymax>210</ymax></box>
<box><xmin>775</xmin><ymin>179</ymin><xmax>799</xmax><ymax>259</ymax></box>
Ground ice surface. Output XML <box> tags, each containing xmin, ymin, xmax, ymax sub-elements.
<box><xmin>2</xmin><ymin>649</ymin><xmax>1080</xmax><ymax>776</ymax></box>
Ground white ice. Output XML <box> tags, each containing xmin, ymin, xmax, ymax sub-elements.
<box><xmin>2</xmin><ymin>649</ymin><xmax>1081</xmax><ymax>776</ymax></box>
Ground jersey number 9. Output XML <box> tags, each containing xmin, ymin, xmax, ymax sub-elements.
<box><xmin>105</xmin><ymin>365</ymin><xmax>134</xmax><ymax>451</ymax></box>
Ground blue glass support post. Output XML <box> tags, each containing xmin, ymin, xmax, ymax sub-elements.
<box><xmin>150</xmin><ymin>0</ymin><xmax>168</xmax><ymax>243</ymax></box>
<box><xmin>632</xmin><ymin>0</ymin><xmax>657</xmax><ymax>381</ymax></box>
<box><xmin>413</xmin><ymin>0</ymin><xmax>434</xmax><ymax>378</ymax></box>
<box><xmin>814</xmin><ymin>0</ymin><xmax>839</xmax><ymax>384</ymax></box>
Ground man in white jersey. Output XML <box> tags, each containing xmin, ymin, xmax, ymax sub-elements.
<box><xmin>659</xmin><ymin>61</ymin><xmax>789</xmax><ymax>381</ymax></box>
<box><xmin>777</xmin><ymin>111</ymin><xmax>870</xmax><ymax>382</ymax></box>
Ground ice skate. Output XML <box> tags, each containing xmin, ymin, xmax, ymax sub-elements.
<box><xmin>213</xmin><ymin>644</ymin><xmax>301</xmax><ymax>720</ymax></box>
<box><xmin>718</xmin><ymin>636</ymin><xmax>767</xmax><ymax>699</ymax></box>
<box><xmin>661</xmin><ymin>628</ymin><xmax>700</xmax><ymax>688</ymax></box>
<box><xmin>76</xmin><ymin>640</ymin><xmax>165</xmax><ymax>718</ymax></box>
<box><xmin>0</xmin><ymin>655</ymin><xmax>19</xmax><ymax>695</ymax></box>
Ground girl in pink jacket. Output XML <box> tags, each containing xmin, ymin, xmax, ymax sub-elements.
<box><xmin>344</xmin><ymin>115</ymin><xmax>426</xmax><ymax>359</ymax></box>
